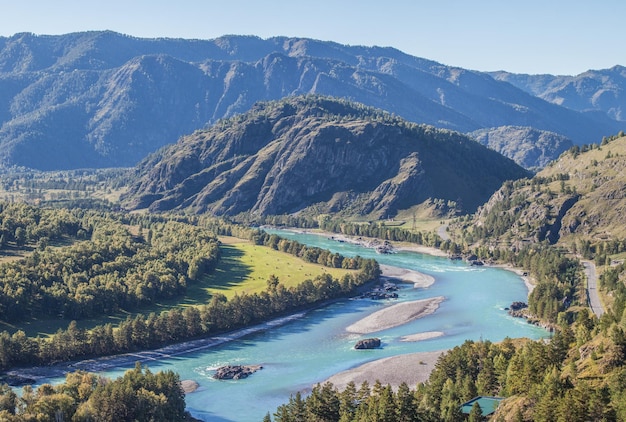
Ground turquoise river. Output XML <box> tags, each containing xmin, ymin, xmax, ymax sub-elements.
<box><xmin>37</xmin><ymin>228</ymin><xmax>549</xmax><ymax>421</ymax></box>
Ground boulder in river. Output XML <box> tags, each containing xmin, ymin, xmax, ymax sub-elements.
<box><xmin>181</xmin><ymin>379</ymin><xmax>199</xmax><ymax>393</ymax></box>
<box><xmin>213</xmin><ymin>365</ymin><xmax>262</xmax><ymax>380</ymax></box>
<box><xmin>354</xmin><ymin>338</ymin><xmax>382</xmax><ymax>349</ymax></box>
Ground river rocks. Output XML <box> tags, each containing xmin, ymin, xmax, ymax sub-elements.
<box><xmin>213</xmin><ymin>365</ymin><xmax>262</xmax><ymax>380</ymax></box>
<box><xmin>354</xmin><ymin>338</ymin><xmax>381</xmax><ymax>350</ymax></box>
<box><xmin>509</xmin><ymin>301</ymin><xmax>528</xmax><ymax>311</ymax></box>
<box><xmin>181</xmin><ymin>380</ymin><xmax>199</xmax><ymax>393</ymax></box>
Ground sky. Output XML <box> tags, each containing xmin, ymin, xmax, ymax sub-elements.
<box><xmin>1</xmin><ymin>0</ymin><xmax>625</xmax><ymax>75</ymax></box>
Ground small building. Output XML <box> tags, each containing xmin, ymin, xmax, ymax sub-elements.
<box><xmin>460</xmin><ymin>396</ymin><xmax>504</xmax><ymax>418</ymax></box>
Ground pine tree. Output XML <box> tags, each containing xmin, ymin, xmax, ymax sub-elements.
<box><xmin>395</xmin><ymin>382</ymin><xmax>418</xmax><ymax>422</ymax></box>
<box><xmin>468</xmin><ymin>402</ymin><xmax>482</xmax><ymax>422</ymax></box>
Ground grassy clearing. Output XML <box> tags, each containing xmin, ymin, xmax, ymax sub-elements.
<box><xmin>202</xmin><ymin>236</ymin><xmax>355</xmax><ymax>299</ymax></box>
<box><xmin>0</xmin><ymin>245</ymin><xmax>31</xmax><ymax>264</ymax></box>
<box><xmin>2</xmin><ymin>236</ymin><xmax>356</xmax><ymax>337</ymax></box>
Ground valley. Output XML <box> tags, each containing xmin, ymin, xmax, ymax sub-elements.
<box><xmin>0</xmin><ymin>30</ymin><xmax>623</xmax><ymax>421</ymax></box>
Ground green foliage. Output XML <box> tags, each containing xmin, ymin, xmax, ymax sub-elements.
<box><xmin>270</xmin><ymin>331</ymin><xmax>626</xmax><ymax>421</ymax></box>
<box><xmin>0</xmin><ymin>363</ymin><xmax>191</xmax><ymax>421</ymax></box>
<box><xmin>0</xmin><ymin>206</ymin><xmax>380</xmax><ymax>370</ymax></box>
<box><xmin>0</xmin><ymin>204</ymin><xmax>220</xmax><ymax>322</ymax></box>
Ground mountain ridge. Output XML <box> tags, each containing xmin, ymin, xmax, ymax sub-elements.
<box><xmin>0</xmin><ymin>31</ymin><xmax>622</xmax><ymax>170</ymax></box>
<box><xmin>122</xmin><ymin>95</ymin><xmax>530</xmax><ymax>218</ymax></box>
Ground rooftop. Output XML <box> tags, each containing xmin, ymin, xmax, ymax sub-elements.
<box><xmin>460</xmin><ymin>396</ymin><xmax>505</xmax><ymax>416</ymax></box>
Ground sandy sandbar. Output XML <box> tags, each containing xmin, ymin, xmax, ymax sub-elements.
<box><xmin>394</xmin><ymin>243</ymin><xmax>448</xmax><ymax>257</ymax></box>
<box><xmin>380</xmin><ymin>264</ymin><xmax>435</xmax><ymax>288</ymax></box>
<box><xmin>325</xmin><ymin>350</ymin><xmax>444</xmax><ymax>390</ymax></box>
<box><xmin>346</xmin><ymin>296</ymin><xmax>445</xmax><ymax>334</ymax></box>
<box><xmin>400</xmin><ymin>331</ymin><xmax>444</xmax><ymax>342</ymax></box>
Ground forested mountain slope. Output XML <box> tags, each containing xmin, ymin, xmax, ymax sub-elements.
<box><xmin>468</xmin><ymin>134</ymin><xmax>626</xmax><ymax>248</ymax></box>
<box><xmin>122</xmin><ymin>96</ymin><xmax>530</xmax><ymax>218</ymax></box>
<box><xmin>0</xmin><ymin>31</ymin><xmax>621</xmax><ymax>170</ymax></box>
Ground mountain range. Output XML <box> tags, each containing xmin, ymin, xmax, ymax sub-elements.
<box><xmin>0</xmin><ymin>31</ymin><xmax>623</xmax><ymax>170</ymax></box>
<box><xmin>122</xmin><ymin>96</ymin><xmax>530</xmax><ymax>217</ymax></box>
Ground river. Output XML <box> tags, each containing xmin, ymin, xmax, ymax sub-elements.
<box><xmin>34</xmin><ymin>229</ymin><xmax>549</xmax><ymax>421</ymax></box>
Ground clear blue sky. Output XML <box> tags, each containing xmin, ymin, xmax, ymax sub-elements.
<box><xmin>1</xmin><ymin>0</ymin><xmax>624</xmax><ymax>75</ymax></box>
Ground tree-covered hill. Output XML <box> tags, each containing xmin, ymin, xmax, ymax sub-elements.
<box><xmin>465</xmin><ymin>133</ymin><xmax>626</xmax><ymax>249</ymax></box>
<box><xmin>122</xmin><ymin>96</ymin><xmax>530</xmax><ymax>218</ymax></box>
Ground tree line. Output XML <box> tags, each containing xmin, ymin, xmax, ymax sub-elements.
<box><xmin>0</xmin><ymin>259</ymin><xmax>378</xmax><ymax>370</ymax></box>
<box><xmin>0</xmin><ymin>206</ymin><xmax>380</xmax><ymax>370</ymax></box>
<box><xmin>0</xmin><ymin>363</ymin><xmax>192</xmax><ymax>421</ymax></box>
<box><xmin>270</xmin><ymin>322</ymin><xmax>626</xmax><ymax>421</ymax></box>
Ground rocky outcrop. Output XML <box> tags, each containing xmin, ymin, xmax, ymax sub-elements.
<box><xmin>181</xmin><ymin>380</ymin><xmax>199</xmax><ymax>393</ymax></box>
<box><xmin>124</xmin><ymin>96</ymin><xmax>530</xmax><ymax>217</ymax></box>
<box><xmin>213</xmin><ymin>365</ymin><xmax>262</xmax><ymax>380</ymax></box>
<box><xmin>354</xmin><ymin>338</ymin><xmax>382</xmax><ymax>349</ymax></box>
<box><xmin>542</xmin><ymin>194</ymin><xmax>580</xmax><ymax>244</ymax></box>
<box><xmin>469</xmin><ymin>126</ymin><xmax>573</xmax><ymax>170</ymax></box>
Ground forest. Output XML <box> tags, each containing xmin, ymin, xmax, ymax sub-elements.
<box><xmin>0</xmin><ymin>178</ymin><xmax>624</xmax><ymax>420</ymax></box>
<box><xmin>0</xmin><ymin>363</ymin><xmax>192</xmax><ymax>421</ymax></box>
<box><xmin>0</xmin><ymin>203</ymin><xmax>380</xmax><ymax>370</ymax></box>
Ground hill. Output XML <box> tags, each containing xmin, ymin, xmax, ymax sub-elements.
<box><xmin>122</xmin><ymin>96</ymin><xmax>529</xmax><ymax>218</ymax></box>
<box><xmin>469</xmin><ymin>134</ymin><xmax>626</xmax><ymax>248</ymax></box>
<box><xmin>0</xmin><ymin>31</ymin><xmax>621</xmax><ymax>170</ymax></box>
<box><xmin>469</xmin><ymin>126</ymin><xmax>573</xmax><ymax>171</ymax></box>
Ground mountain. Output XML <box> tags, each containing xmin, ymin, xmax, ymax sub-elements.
<box><xmin>0</xmin><ymin>31</ymin><xmax>622</xmax><ymax>170</ymax></box>
<box><xmin>469</xmin><ymin>126</ymin><xmax>573</xmax><ymax>170</ymax></box>
<box><xmin>470</xmin><ymin>134</ymin><xmax>626</xmax><ymax>247</ymax></box>
<box><xmin>491</xmin><ymin>66</ymin><xmax>626</xmax><ymax>122</ymax></box>
<box><xmin>121</xmin><ymin>96</ymin><xmax>530</xmax><ymax>218</ymax></box>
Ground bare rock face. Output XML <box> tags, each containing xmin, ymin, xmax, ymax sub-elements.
<box><xmin>354</xmin><ymin>338</ymin><xmax>381</xmax><ymax>349</ymax></box>
<box><xmin>213</xmin><ymin>365</ymin><xmax>262</xmax><ymax>380</ymax></box>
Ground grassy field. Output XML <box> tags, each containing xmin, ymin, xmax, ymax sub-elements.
<box><xmin>202</xmin><ymin>236</ymin><xmax>355</xmax><ymax>299</ymax></box>
<box><xmin>2</xmin><ymin>236</ymin><xmax>356</xmax><ymax>337</ymax></box>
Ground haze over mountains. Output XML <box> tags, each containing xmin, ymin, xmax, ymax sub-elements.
<box><xmin>0</xmin><ymin>31</ymin><xmax>623</xmax><ymax>171</ymax></box>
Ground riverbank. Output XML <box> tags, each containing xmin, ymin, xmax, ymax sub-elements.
<box><xmin>311</xmin><ymin>228</ymin><xmax>449</xmax><ymax>258</ymax></box>
<box><xmin>380</xmin><ymin>264</ymin><xmax>435</xmax><ymax>288</ymax></box>
<box><xmin>346</xmin><ymin>296</ymin><xmax>445</xmax><ymax>334</ymax></box>
<box><xmin>325</xmin><ymin>350</ymin><xmax>445</xmax><ymax>390</ymax></box>
<box><xmin>3</xmin><ymin>311</ymin><xmax>310</xmax><ymax>384</ymax></box>
<box><xmin>3</xmin><ymin>259</ymin><xmax>432</xmax><ymax>386</ymax></box>
<box><xmin>489</xmin><ymin>263</ymin><xmax>536</xmax><ymax>296</ymax></box>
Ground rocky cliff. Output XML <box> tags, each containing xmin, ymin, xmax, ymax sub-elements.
<box><xmin>471</xmin><ymin>134</ymin><xmax>626</xmax><ymax>246</ymax></box>
<box><xmin>123</xmin><ymin>96</ymin><xmax>530</xmax><ymax>218</ymax></box>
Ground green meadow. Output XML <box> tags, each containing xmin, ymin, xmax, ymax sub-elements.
<box><xmin>202</xmin><ymin>237</ymin><xmax>355</xmax><ymax>299</ymax></box>
<box><xmin>4</xmin><ymin>236</ymin><xmax>356</xmax><ymax>337</ymax></box>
